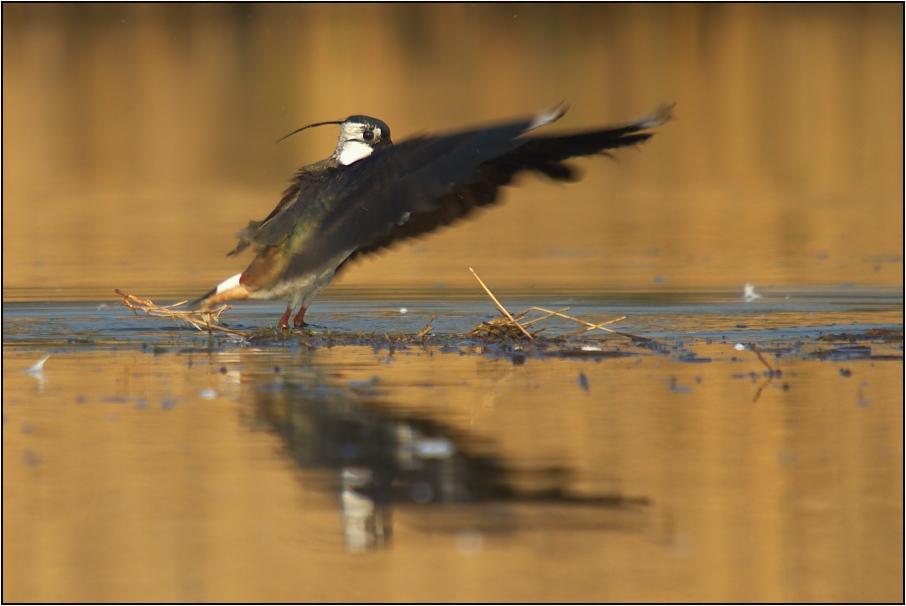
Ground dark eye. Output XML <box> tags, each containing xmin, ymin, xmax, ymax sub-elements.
<box><xmin>363</xmin><ymin>130</ymin><xmax>374</xmax><ymax>141</ymax></box>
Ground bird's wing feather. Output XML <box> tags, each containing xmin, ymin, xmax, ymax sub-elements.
<box><xmin>233</xmin><ymin>104</ymin><xmax>672</xmax><ymax>282</ymax></box>
<box><xmin>278</xmin><ymin>116</ymin><xmax>549</xmax><ymax>278</ymax></box>
<box><xmin>511</xmin><ymin>102</ymin><xmax>673</xmax><ymax>164</ymax></box>
<box><xmin>339</xmin><ymin>103</ymin><xmax>674</xmax><ymax>266</ymax></box>
<box><xmin>226</xmin><ymin>159</ymin><xmax>337</xmax><ymax>256</ymax></box>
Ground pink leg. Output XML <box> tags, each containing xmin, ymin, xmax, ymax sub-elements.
<box><xmin>278</xmin><ymin>309</ymin><xmax>292</xmax><ymax>329</ymax></box>
<box><xmin>293</xmin><ymin>305</ymin><xmax>308</xmax><ymax>328</ymax></box>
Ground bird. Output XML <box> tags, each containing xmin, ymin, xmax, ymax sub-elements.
<box><xmin>192</xmin><ymin>103</ymin><xmax>673</xmax><ymax>329</ymax></box>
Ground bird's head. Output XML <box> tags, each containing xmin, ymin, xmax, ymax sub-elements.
<box><xmin>277</xmin><ymin>115</ymin><xmax>392</xmax><ymax>166</ymax></box>
<box><xmin>334</xmin><ymin>115</ymin><xmax>392</xmax><ymax>165</ymax></box>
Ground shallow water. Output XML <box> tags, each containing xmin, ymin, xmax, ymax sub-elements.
<box><xmin>3</xmin><ymin>291</ymin><xmax>903</xmax><ymax>602</ymax></box>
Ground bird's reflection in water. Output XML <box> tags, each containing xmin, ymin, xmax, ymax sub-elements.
<box><xmin>247</xmin><ymin>358</ymin><xmax>651</xmax><ymax>552</ymax></box>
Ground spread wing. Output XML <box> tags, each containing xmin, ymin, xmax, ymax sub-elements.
<box><xmin>338</xmin><ymin>103</ymin><xmax>674</xmax><ymax>268</ymax></box>
<box><xmin>230</xmin><ymin>104</ymin><xmax>672</xmax><ymax>283</ymax></box>
<box><xmin>274</xmin><ymin>107</ymin><xmax>572</xmax><ymax>279</ymax></box>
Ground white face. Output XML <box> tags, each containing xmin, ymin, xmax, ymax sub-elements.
<box><xmin>335</xmin><ymin>122</ymin><xmax>385</xmax><ymax>166</ymax></box>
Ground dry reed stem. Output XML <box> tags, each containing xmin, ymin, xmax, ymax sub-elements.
<box><xmin>115</xmin><ymin>289</ymin><xmax>249</xmax><ymax>338</ymax></box>
<box><xmin>417</xmin><ymin>315</ymin><xmax>436</xmax><ymax>339</ymax></box>
<box><xmin>469</xmin><ymin>268</ymin><xmax>534</xmax><ymax>340</ymax></box>
<box><xmin>519</xmin><ymin>307</ymin><xmax>572</xmax><ymax>327</ymax></box>
<box><xmin>528</xmin><ymin>307</ymin><xmax>627</xmax><ymax>338</ymax></box>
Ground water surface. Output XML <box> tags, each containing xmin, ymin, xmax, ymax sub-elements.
<box><xmin>3</xmin><ymin>291</ymin><xmax>902</xmax><ymax>602</ymax></box>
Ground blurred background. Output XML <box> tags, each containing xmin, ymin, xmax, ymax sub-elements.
<box><xmin>3</xmin><ymin>3</ymin><xmax>903</xmax><ymax>302</ymax></box>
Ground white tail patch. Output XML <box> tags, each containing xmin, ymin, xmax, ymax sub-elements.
<box><xmin>216</xmin><ymin>273</ymin><xmax>242</xmax><ymax>294</ymax></box>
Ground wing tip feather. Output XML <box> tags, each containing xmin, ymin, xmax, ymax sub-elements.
<box><xmin>529</xmin><ymin>103</ymin><xmax>569</xmax><ymax>131</ymax></box>
<box><xmin>637</xmin><ymin>102</ymin><xmax>676</xmax><ymax>130</ymax></box>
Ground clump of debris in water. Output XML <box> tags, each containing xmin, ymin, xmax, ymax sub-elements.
<box><xmin>115</xmin><ymin>269</ymin><xmax>653</xmax><ymax>358</ymax></box>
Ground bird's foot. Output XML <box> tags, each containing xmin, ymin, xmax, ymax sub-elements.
<box><xmin>293</xmin><ymin>306</ymin><xmax>308</xmax><ymax>328</ymax></box>
<box><xmin>278</xmin><ymin>309</ymin><xmax>293</xmax><ymax>330</ymax></box>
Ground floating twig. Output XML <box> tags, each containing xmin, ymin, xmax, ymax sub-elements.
<box><xmin>466</xmin><ymin>270</ymin><xmax>646</xmax><ymax>343</ymax></box>
<box><xmin>529</xmin><ymin>307</ymin><xmax>626</xmax><ymax>338</ymax></box>
<box><xmin>519</xmin><ymin>307</ymin><xmax>572</xmax><ymax>327</ymax></box>
<box><xmin>748</xmin><ymin>344</ymin><xmax>780</xmax><ymax>403</ymax></box>
<box><xmin>115</xmin><ymin>289</ymin><xmax>248</xmax><ymax>338</ymax></box>
<box><xmin>750</xmin><ymin>344</ymin><xmax>776</xmax><ymax>374</ymax></box>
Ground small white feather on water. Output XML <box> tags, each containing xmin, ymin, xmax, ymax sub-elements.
<box><xmin>743</xmin><ymin>283</ymin><xmax>762</xmax><ymax>302</ymax></box>
<box><xmin>26</xmin><ymin>355</ymin><xmax>50</xmax><ymax>377</ymax></box>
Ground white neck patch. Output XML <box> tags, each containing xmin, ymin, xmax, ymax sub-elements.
<box><xmin>337</xmin><ymin>140</ymin><xmax>374</xmax><ymax>166</ymax></box>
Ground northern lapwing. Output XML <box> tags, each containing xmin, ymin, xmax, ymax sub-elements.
<box><xmin>193</xmin><ymin>104</ymin><xmax>673</xmax><ymax>328</ymax></box>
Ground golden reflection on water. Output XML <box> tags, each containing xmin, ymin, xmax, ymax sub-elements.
<box><xmin>3</xmin><ymin>345</ymin><xmax>902</xmax><ymax>602</ymax></box>
<box><xmin>2</xmin><ymin>4</ymin><xmax>903</xmax><ymax>300</ymax></box>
